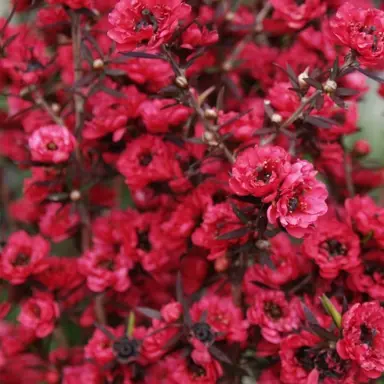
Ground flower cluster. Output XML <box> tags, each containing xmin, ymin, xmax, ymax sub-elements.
<box><xmin>0</xmin><ymin>0</ymin><xmax>383</xmax><ymax>383</ymax></box>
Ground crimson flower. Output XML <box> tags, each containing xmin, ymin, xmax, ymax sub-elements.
<box><xmin>28</xmin><ymin>125</ymin><xmax>76</xmax><ymax>164</ymax></box>
<box><xmin>337</xmin><ymin>301</ymin><xmax>384</xmax><ymax>379</ymax></box>
<box><xmin>18</xmin><ymin>291</ymin><xmax>59</xmax><ymax>338</ymax></box>
<box><xmin>331</xmin><ymin>2</ymin><xmax>384</xmax><ymax>66</ymax></box>
<box><xmin>0</xmin><ymin>231</ymin><xmax>49</xmax><ymax>285</ymax></box>
<box><xmin>230</xmin><ymin>145</ymin><xmax>291</xmax><ymax>202</ymax></box>
<box><xmin>267</xmin><ymin>160</ymin><xmax>328</xmax><ymax>238</ymax></box>
<box><xmin>108</xmin><ymin>0</ymin><xmax>191</xmax><ymax>51</ymax></box>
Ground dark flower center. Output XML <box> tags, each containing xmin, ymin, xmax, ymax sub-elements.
<box><xmin>139</xmin><ymin>153</ymin><xmax>153</xmax><ymax>167</ymax></box>
<box><xmin>191</xmin><ymin>322</ymin><xmax>215</xmax><ymax>344</ymax></box>
<box><xmin>360</xmin><ymin>324</ymin><xmax>377</xmax><ymax>347</ymax></box>
<box><xmin>324</xmin><ymin>239</ymin><xmax>347</xmax><ymax>257</ymax></box>
<box><xmin>353</xmin><ymin>23</ymin><xmax>383</xmax><ymax>52</ymax></box>
<box><xmin>364</xmin><ymin>261</ymin><xmax>384</xmax><ymax>276</ymax></box>
<box><xmin>47</xmin><ymin>142</ymin><xmax>58</xmax><ymax>151</ymax></box>
<box><xmin>314</xmin><ymin>349</ymin><xmax>348</xmax><ymax>379</ymax></box>
<box><xmin>256</xmin><ymin>165</ymin><xmax>272</xmax><ymax>183</ymax></box>
<box><xmin>294</xmin><ymin>0</ymin><xmax>306</xmax><ymax>5</ymax></box>
<box><xmin>137</xmin><ymin>230</ymin><xmax>152</xmax><ymax>252</ymax></box>
<box><xmin>98</xmin><ymin>260</ymin><xmax>115</xmax><ymax>271</ymax></box>
<box><xmin>295</xmin><ymin>347</ymin><xmax>316</xmax><ymax>371</ymax></box>
<box><xmin>112</xmin><ymin>336</ymin><xmax>139</xmax><ymax>364</ymax></box>
<box><xmin>12</xmin><ymin>253</ymin><xmax>31</xmax><ymax>266</ymax></box>
<box><xmin>264</xmin><ymin>301</ymin><xmax>283</xmax><ymax>320</ymax></box>
<box><xmin>288</xmin><ymin>197</ymin><xmax>299</xmax><ymax>213</ymax></box>
<box><xmin>136</xmin><ymin>9</ymin><xmax>158</xmax><ymax>33</ymax></box>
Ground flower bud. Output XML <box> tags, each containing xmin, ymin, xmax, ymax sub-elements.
<box><xmin>175</xmin><ymin>75</ymin><xmax>188</xmax><ymax>89</ymax></box>
<box><xmin>204</xmin><ymin>108</ymin><xmax>218</xmax><ymax>121</ymax></box>
<box><xmin>92</xmin><ymin>59</ymin><xmax>104</xmax><ymax>70</ymax></box>
<box><xmin>353</xmin><ymin>139</ymin><xmax>371</xmax><ymax>157</ymax></box>
<box><xmin>298</xmin><ymin>67</ymin><xmax>310</xmax><ymax>89</ymax></box>
<box><xmin>70</xmin><ymin>190</ymin><xmax>82</xmax><ymax>201</ymax></box>
<box><xmin>255</xmin><ymin>239</ymin><xmax>270</xmax><ymax>250</ymax></box>
<box><xmin>203</xmin><ymin>131</ymin><xmax>219</xmax><ymax>146</ymax></box>
<box><xmin>271</xmin><ymin>113</ymin><xmax>282</xmax><ymax>124</ymax></box>
<box><xmin>215</xmin><ymin>256</ymin><xmax>229</xmax><ymax>272</ymax></box>
<box><xmin>323</xmin><ymin>79</ymin><xmax>337</xmax><ymax>94</ymax></box>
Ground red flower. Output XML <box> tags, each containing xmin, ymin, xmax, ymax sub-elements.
<box><xmin>117</xmin><ymin>135</ymin><xmax>181</xmax><ymax>190</ymax></box>
<box><xmin>348</xmin><ymin>250</ymin><xmax>384</xmax><ymax>300</ymax></box>
<box><xmin>39</xmin><ymin>203</ymin><xmax>80</xmax><ymax>243</ymax></box>
<box><xmin>123</xmin><ymin>57</ymin><xmax>173</xmax><ymax>92</ymax></box>
<box><xmin>190</xmin><ymin>294</ymin><xmax>249</xmax><ymax>344</ymax></box>
<box><xmin>192</xmin><ymin>202</ymin><xmax>245</xmax><ymax>260</ymax></box>
<box><xmin>46</xmin><ymin>0</ymin><xmax>94</xmax><ymax>9</ymax></box>
<box><xmin>85</xmin><ymin>326</ymin><xmax>120</xmax><ymax>366</ymax></box>
<box><xmin>244</xmin><ymin>233</ymin><xmax>311</xmax><ymax>290</ymax></box>
<box><xmin>270</xmin><ymin>0</ymin><xmax>326</xmax><ymax>30</ymax></box>
<box><xmin>302</xmin><ymin>217</ymin><xmax>361</xmax><ymax>279</ymax></box>
<box><xmin>28</xmin><ymin>125</ymin><xmax>76</xmax><ymax>164</ymax></box>
<box><xmin>78</xmin><ymin>248</ymin><xmax>133</xmax><ymax>292</ymax></box>
<box><xmin>0</xmin><ymin>231</ymin><xmax>49</xmax><ymax>285</ymax></box>
<box><xmin>108</xmin><ymin>0</ymin><xmax>191</xmax><ymax>51</ymax></box>
<box><xmin>18</xmin><ymin>291</ymin><xmax>59</xmax><ymax>338</ymax></box>
<box><xmin>337</xmin><ymin>301</ymin><xmax>384</xmax><ymax>379</ymax></box>
<box><xmin>247</xmin><ymin>289</ymin><xmax>302</xmax><ymax>344</ymax></box>
<box><xmin>267</xmin><ymin>160</ymin><xmax>328</xmax><ymax>238</ymax></box>
<box><xmin>330</xmin><ymin>2</ymin><xmax>384</xmax><ymax>66</ymax></box>
<box><xmin>230</xmin><ymin>145</ymin><xmax>291</xmax><ymax>202</ymax></box>
<box><xmin>181</xmin><ymin>23</ymin><xmax>219</xmax><ymax>50</ymax></box>
<box><xmin>139</xmin><ymin>99</ymin><xmax>191</xmax><ymax>133</ymax></box>
<box><xmin>345</xmin><ymin>195</ymin><xmax>384</xmax><ymax>248</ymax></box>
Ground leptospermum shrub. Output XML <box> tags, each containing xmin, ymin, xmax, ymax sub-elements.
<box><xmin>1</xmin><ymin>0</ymin><xmax>384</xmax><ymax>383</ymax></box>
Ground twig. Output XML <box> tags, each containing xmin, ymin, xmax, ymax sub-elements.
<box><xmin>95</xmin><ymin>293</ymin><xmax>107</xmax><ymax>325</ymax></box>
<box><xmin>36</xmin><ymin>96</ymin><xmax>65</xmax><ymax>126</ymax></box>
<box><xmin>71</xmin><ymin>12</ymin><xmax>85</xmax><ymax>137</ymax></box>
<box><xmin>279</xmin><ymin>90</ymin><xmax>322</xmax><ymax>131</ymax></box>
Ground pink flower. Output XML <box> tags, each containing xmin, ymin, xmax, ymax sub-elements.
<box><xmin>181</xmin><ymin>23</ymin><xmax>219</xmax><ymax>49</ymax></box>
<box><xmin>39</xmin><ymin>203</ymin><xmax>80</xmax><ymax>243</ymax></box>
<box><xmin>247</xmin><ymin>289</ymin><xmax>302</xmax><ymax>344</ymax></box>
<box><xmin>78</xmin><ymin>248</ymin><xmax>133</xmax><ymax>292</ymax></box>
<box><xmin>337</xmin><ymin>301</ymin><xmax>384</xmax><ymax>379</ymax></box>
<box><xmin>28</xmin><ymin>125</ymin><xmax>76</xmax><ymax>164</ymax></box>
<box><xmin>302</xmin><ymin>217</ymin><xmax>361</xmax><ymax>279</ymax></box>
<box><xmin>230</xmin><ymin>145</ymin><xmax>291</xmax><ymax>202</ymax></box>
<box><xmin>108</xmin><ymin>0</ymin><xmax>191</xmax><ymax>51</ymax></box>
<box><xmin>270</xmin><ymin>0</ymin><xmax>326</xmax><ymax>30</ymax></box>
<box><xmin>331</xmin><ymin>2</ymin><xmax>384</xmax><ymax>66</ymax></box>
<box><xmin>161</xmin><ymin>302</ymin><xmax>182</xmax><ymax>323</ymax></box>
<box><xmin>190</xmin><ymin>294</ymin><xmax>249</xmax><ymax>344</ymax></box>
<box><xmin>0</xmin><ymin>231</ymin><xmax>49</xmax><ymax>285</ymax></box>
<box><xmin>18</xmin><ymin>291</ymin><xmax>59</xmax><ymax>338</ymax></box>
<box><xmin>267</xmin><ymin>160</ymin><xmax>328</xmax><ymax>238</ymax></box>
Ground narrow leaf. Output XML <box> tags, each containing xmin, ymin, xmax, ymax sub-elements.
<box><xmin>209</xmin><ymin>345</ymin><xmax>232</xmax><ymax>365</ymax></box>
<box><xmin>120</xmin><ymin>51</ymin><xmax>165</xmax><ymax>60</ymax></box>
<box><xmin>216</xmin><ymin>227</ymin><xmax>249</xmax><ymax>240</ymax></box>
<box><xmin>127</xmin><ymin>312</ymin><xmax>135</xmax><ymax>337</ymax></box>
<box><xmin>230</xmin><ymin>202</ymin><xmax>248</xmax><ymax>225</ymax></box>
<box><xmin>303</xmin><ymin>77</ymin><xmax>322</xmax><ymax>90</ymax></box>
<box><xmin>302</xmin><ymin>303</ymin><xmax>319</xmax><ymax>326</ymax></box>
<box><xmin>305</xmin><ymin>115</ymin><xmax>336</xmax><ymax>129</ymax></box>
<box><xmin>309</xmin><ymin>324</ymin><xmax>338</xmax><ymax>341</ymax></box>
<box><xmin>336</xmin><ymin>87</ymin><xmax>360</xmax><ymax>97</ymax></box>
<box><xmin>357</xmin><ymin>67</ymin><xmax>384</xmax><ymax>83</ymax></box>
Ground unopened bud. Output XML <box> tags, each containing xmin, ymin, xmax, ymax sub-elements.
<box><xmin>93</xmin><ymin>59</ymin><xmax>104</xmax><ymax>70</ymax></box>
<box><xmin>353</xmin><ymin>139</ymin><xmax>371</xmax><ymax>157</ymax></box>
<box><xmin>271</xmin><ymin>113</ymin><xmax>282</xmax><ymax>124</ymax></box>
<box><xmin>298</xmin><ymin>67</ymin><xmax>310</xmax><ymax>89</ymax></box>
<box><xmin>255</xmin><ymin>239</ymin><xmax>270</xmax><ymax>250</ymax></box>
<box><xmin>51</xmin><ymin>103</ymin><xmax>60</xmax><ymax>114</ymax></box>
<box><xmin>70</xmin><ymin>190</ymin><xmax>82</xmax><ymax>201</ymax></box>
<box><xmin>225</xmin><ymin>11</ymin><xmax>235</xmax><ymax>21</ymax></box>
<box><xmin>203</xmin><ymin>131</ymin><xmax>219</xmax><ymax>146</ymax></box>
<box><xmin>222</xmin><ymin>61</ymin><xmax>232</xmax><ymax>72</ymax></box>
<box><xmin>323</xmin><ymin>79</ymin><xmax>337</xmax><ymax>94</ymax></box>
<box><xmin>204</xmin><ymin>108</ymin><xmax>218</xmax><ymax>121</ymax></box>
<box><xmin>320</xmin><ymin>294</ymin><xmax>342</xmax><ymax>329</ymax></box>
<box><xmin>215</xmin><ymin>256</ymin><xmax>229</xmax><ymax>272</ymax></box>
<box><xmin>175</xmin><ymin>75</ymin><xmax>188</xmax><ymax>89</ymax></box>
